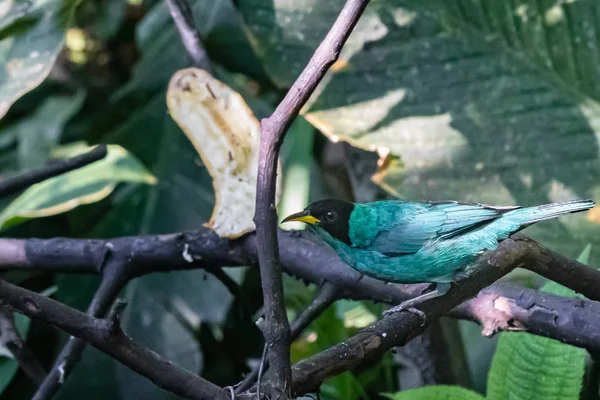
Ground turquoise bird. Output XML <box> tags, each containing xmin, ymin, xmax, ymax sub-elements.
<box><xmin>282</xmin><ymin>198</ymin><xmax>595</xmax><ymax>315</ymax></box>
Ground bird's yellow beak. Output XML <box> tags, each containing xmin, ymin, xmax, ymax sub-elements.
<box><xmin>281</xmin><ymin>211</ymin><xmax>320</xmax><ymax>225</ymax></box>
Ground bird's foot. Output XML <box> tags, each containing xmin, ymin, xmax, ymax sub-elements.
<box><xmin>383</xmin><ymin>303</ymin><xmax>426</xmax><ymax>327</ymax></box>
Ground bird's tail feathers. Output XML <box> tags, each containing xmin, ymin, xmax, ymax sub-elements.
<box><xmin>503</xmin><ymin>199</ymin><xmax>595</xmax><ymax>226</ymax></box>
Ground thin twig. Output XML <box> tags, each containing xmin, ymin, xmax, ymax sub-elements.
<box><xmin>0</xmin><ymin>145</ymin><xmax>107</xmax><ymax>199</ymax></box>
<box><xmin>0</xmin><ymin>308</ymin><xmax>46</xmax><ymax>385</ymax></box>
<box><xmin>253</xmin><ymin>1</ymin><xmax>370</xmax><ymax>396</ymax></box>
<box><xmin>256</xmin><ymin>343</ymin><xmax>268</xmax><ymax>400</ymax></box>
<box><xmin>33</xmin><ymin>259</ymin><xmax>128</xmax><ymax>400</ymax></box>
<box><xmin>206</xmin><ymin>266</ymin><xmax>251</xmax><ymax>319</ymax></box>
<box><xmin>164</xmin><ymin>0</ymin><xmax>212</xmax><ymax>72</ymax></box>
<box><xmin>0</xmin><ymin>279</ymin><xmax>225</xmax><ymax>400</ymax></box>
<box><xmin>236</xmin><ymin>283</ymin><xmax>340</xmax><ymax>394</ymax></box>
<box><xmin>290</xmin><ymin>283</ymin><xmax>340</xmax><ymax>340</ymax></box>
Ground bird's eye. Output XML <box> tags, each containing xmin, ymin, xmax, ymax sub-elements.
<box><xmin>326</xmin><ymin>211</ymin><xmax>336</xmax><ymax>221</ymax></box>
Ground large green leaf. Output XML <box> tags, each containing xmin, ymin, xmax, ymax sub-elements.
<box><xmin>0</xmin><ymin>144</ymin><xmax>156</xmax><ymax>230</ymax></box>
<box><xmin>486</xmin><ymin>246</ymin><xmax>590</xmax><ymax>400</ymax></box>
<box><xmin>383</xmin><ymin>386</ymin><xmax>484</xmax><ymax>400</ymax></box>
<box><xmin>5</xmin><ymin>92</ymin><xmax>86</xmax><ymax>169</ymax></box>
<box><xmin>239</xmin><ymin>0</ymin><xmax>600</xmax><ymax>265</ymax></box>
<box><xmin>0</xmin><ymin>0</ymin><xmax>80</xmax><ymax>118</ymax></box>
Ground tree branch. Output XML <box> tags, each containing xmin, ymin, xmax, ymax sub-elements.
<box><xmin>289</xmin><ymin>238</ymin><xmax>527</xmax><ymax>395</ymax></box>
<box><xmin>453</xmin><ymin>282</ymin><xmax>600</xmax><ymax>350</ymax></box>
<box><xmin>235</xmin><ymin>283</ymin><xmax>340</xmax><ymax>394</ymax></box>
<box><xmin>289</xmin><ymin>283</ymin><xmax>341</xmax><ymax>340</ymax></box>
<box><xmin>517</xmin><ymin>232</ymin><xmax>600</xmax><ymax>302</ymax></box>
<box><xmin>0</xmin><ymin>308</ymin><xmax>46</xmax><ymax>385</ymax></box>
<box><xmin>0</xmin><ymin>279</ymin><xmax>226</xmax><ymax>400</ymax></box>
<box><xmin>164</xmin><ymin>0</ymin><xmax>212</xmax><ymax>72</ymax></box>
<box><xmin>33</xmin><ymin>259</ymin><xmax>128</xmax><ymax>400</ymax></box>
<box><xmin>254</xmin><ymin>0</ymin><xmax>368</xmax><ymax>399</ymax></box>
<box><xmin>254</xmin><ymin>1</ymin><xmax>370</xmax><ymax>396</ymax></box>
<box><xmin>0</xmin><ymin>145</ymin><xmax>107</xmax><ymax>199</ymax></box>
<box><xmin>288</xmin><ymin>236</ymin><xmax>600</xmax><ymax>396</ymax></box>
<box><xmin>0</xmin><ymin>229</ymin><xmax>599</xmax><ymax>352</ymax></box>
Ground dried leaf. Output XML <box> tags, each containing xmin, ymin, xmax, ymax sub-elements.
<box><xmin>167</xmin><ymin>68</ymin><xmax>281</xmax><ymax>238</ymax></box>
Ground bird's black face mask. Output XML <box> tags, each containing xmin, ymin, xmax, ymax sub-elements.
<box><xmin>282</xmin><ymin>199</ymin><xmax>354</xmax><ymax>245</ymax></box>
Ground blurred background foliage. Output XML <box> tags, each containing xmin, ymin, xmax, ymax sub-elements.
<box><xmin>0</xmin><ymin>0</ymin><xmax>599</xmax><ymax>399</ymax></box>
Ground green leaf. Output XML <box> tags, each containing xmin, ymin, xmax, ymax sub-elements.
<box><xmin>486</xmin><ymin>248</ymin><xmax>588</xmax><ymax>400</ymax></box>
<box><xmin>77</xmin><ymin>0</ymin><xmax>126</xmax><ymax>40</ymax></box>
<box><xmin>335</xmin><ymin>299</ymin><xmax>377</xmax><ymax>329</ymax></box>
<box><xmin>0</xmin><ymin>144</ymin><xmax>156</xmax><ymax>230</ymax></box>
<box><xmin>279</xmin><ymin>118</ymin><xmax>315</xmax><ymax>231</ymax></box>
<box><xmin>115</xmin><ymin>0</ymin><xmax>264</xmax><ymax>99</ymax></box>
<box><xmin>576</xmin><ymin>244</ymin><xmax>592</xmax><ymax>265</ymax></box>
<box><xmin>9</xmin><ymin>92</ymin><xmax>86</xmax><ymax>169</ymax></box>
<box><xmin>0</xmin><ymin>314</ymin><xmax>31</xmax><ymax>395</ymax></box>
<box><xmin>239</xmin><ymin>0</ymin><xmax>600</xmax><ymax>266</ymax></box>
<box><xmin>383</xmin><ymin>386</ymin><xmax>484</xmax><ymax>400</ymax></box>
<box><xmin>0</xmin><ymin>0</ymin><xmax>81</xmax><ymax>118</ymax></box>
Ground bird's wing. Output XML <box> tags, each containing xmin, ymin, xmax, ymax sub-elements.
<box><xmin>368</xmin><ymin>201</ymin><xmax>519</xmax><ymax>256</ymax></box>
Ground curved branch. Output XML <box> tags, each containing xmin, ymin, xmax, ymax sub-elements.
<box><xmin>0</xmin><ymin>230</ymin><xmax>598</xmax><ymax>353</ymax></box>
<box><xmin>33</xmin><ymin>259</ymin><xmax>128</xmax><ymax>400</ymax></box>
<box><xmin>0</xmin><ymin>279</ymin><xmax>225</xmax><ymax>400</ymax></box>
<box><xmin>289</xmin><ymin>238</ymin><xmax>525</xmax><ymax>395</ymax></box>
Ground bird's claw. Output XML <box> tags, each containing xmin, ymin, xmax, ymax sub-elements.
<box><xmin>383</xmin><ymin>304</ymin><xmax>427</xmax><ymax>327</ymax></box>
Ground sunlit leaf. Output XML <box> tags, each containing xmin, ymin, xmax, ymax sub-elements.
<box><xmin>486</xmin><ymin>245</ymin><xmax>590</xmax><ymax>400</ymax></box>
<box><xmin>0</xmin><ymin>144</ymin><xmax>156</xmax><ymax>230</ymax></box>
<box><xmin>0</xmin><ymin>0</ymin><xmax>81</xmax><ymax>118</ymax></box>
<box><xmin>239</xmin><ymin>0</ymin><xmax>600</xmax><ymax>266</ymax></box>
<box><xmin>279</xmin><ymin>118</ymin><xmax>315</xmax><ymax>231</ymax></box>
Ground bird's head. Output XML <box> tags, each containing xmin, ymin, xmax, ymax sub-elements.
<box><xmin>281</xmin><ymin>199</ymin><xmax>355</xmax><ymax>245</ymax></box>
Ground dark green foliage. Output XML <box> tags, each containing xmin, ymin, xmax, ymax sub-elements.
<box><xmin>0</xmin><ymin>0</ymin><xmax>598</xmax><ymax>399</ymax></box>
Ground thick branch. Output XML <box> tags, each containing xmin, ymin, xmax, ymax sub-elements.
<box><xmin>0</xmin><ymin>279</ymin><xmax>225</xmax><ymax>400</ymax></box>
<box><xmin>517</xmin><ymin>232</ymin><xmax>600</xmax><ymax>302</ymax></box>
<box><xmin>0</xmin><ymin>308</ymin><xmax>46</xmax><ymax>385</ymax></box>
<box><xmin>254</xmin><ymin>2</ymin><xmax>370</xmax><ymax>396</ymax></box>
<box><xmin>453</xmin><ymin>282</ymin><xmax>600</xmax><ymax>349</ymax></box>
<box><xmin>0</xmin><ymin>229</ymin><xmax>600</xmax><ymax>347</ymax></box>
<box><xmin>33</xmin><ymin>260</ymin><xmax>128</xmax><ymax>400</ymax></box>
<box><xmin>289</xmin><ymin>239</ymin><xmax>527</xmax><ymax>395</ymax></box>
<box><xmin>0</xmin><ymin>229</ymin><xmax>599</xmax><ymax>351</ymax></box>
<box><xmin>0</xmin><ymin>145</ymin><xmax>107</xmax><ymax>199</ymax></box>
<box><xmin>164</xmin><ymin>0</ymin><xmax>212</xmax><ymax>72</ymax></box>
